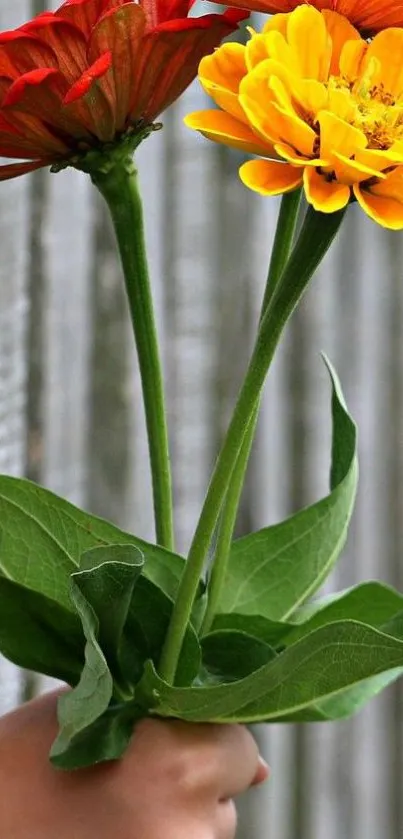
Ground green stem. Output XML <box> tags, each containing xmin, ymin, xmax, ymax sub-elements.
<box><xmin>201</xmin><ymin>189</ymin><xmax>302</xmax><ymax>635</ymax></box>
<box><xmin>92</xmin><ymin>157</ymin><xmax>174</xmax><ymax>551</ymax></box>
<box><xmin>159</xmin><ymin>205</ymin><xmax>346</xmax><ymax>682</ymax></box>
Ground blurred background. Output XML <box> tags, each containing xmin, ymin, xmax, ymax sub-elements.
<box><xmin>1</xmin><ymin>1</ymin><xmax>403</xmax><ymax>837</ymax></box>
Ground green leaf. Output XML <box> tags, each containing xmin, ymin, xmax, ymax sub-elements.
<box><xmin>124</xmin><ymin>576</ymin><xmax>202</xmax><ymax>688</ymax></box>
<box><xmin>50</xmin><ymin>553</ymin><xmax>202</xmax><ymax>767</ymax></box>
<box><xmin>50</xmin><ymin>703</ymin><xmax>140</xmax><ymax>770</ymax></box>
<box><xmin>315</xmin><ymin>669</ymin><xmax>403</xmax><ymax>720</ymax></box>
<box><xmin>283</xmin><ymin>581</ymin><xmax>403</xmax><ymax>646</ymax></box>
<box><xmin>202</xmin><ymin>630</ymin><xmax>276</xmax><ymax>682</ymax></box>
<box><xmin>217</xmin><ymin>358</ymin><xmax>358</xmax><ymax>621</ymax></box>
<box><xmin>139</xmin><ymin>621</ymin><xmax>403</xmax><ymax>722</ymax></box>
<box><xmin>0</xmin><ymin>476</ymin><xmax>186</xmax><ymax>608</ymax></box>
<box><xmin>50</xmin><ymin>578</ymin><xmax>114</xmax><ymax>765</ymax></box>
<box><xmin>211</xmin><ymin>612</ymin><xmax>292</xmax><ymax>649</ymax></box>
<box><xmin>75</xmin><ymin>545</ymin><xmax>145</xmax><ymax>689</ymax></box>
<box><xmin>0</xmin><ymin>576</ymin><xmax>83</xmax><ymax>683</ymax></box>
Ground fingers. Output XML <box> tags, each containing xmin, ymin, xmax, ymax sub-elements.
<box><xmin>213</xmin><ymin>724</ymin><xmax>266</xmax><ymax>800</ymax></box>
<box><xmin>251</xmin><ymin>755</ymin><xmax>270</xmax><ymax>786</ymax></box>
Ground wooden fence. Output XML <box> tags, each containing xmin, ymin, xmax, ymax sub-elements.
<box><xmin>1</xmin><ymin>2</ymin><xmax>403</xmax><ymax>837</ymax></box>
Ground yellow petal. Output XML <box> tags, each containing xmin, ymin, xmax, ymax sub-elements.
<box><xmin>262</xmin><ymin>14</ymin><xmax>289</xmax><ymax>39</ymax></box>
<box><xmin>354</xmin><ymin>184</ymin><xmax>403</xmax><ymax>230</ymax></box>
<box><xmin>199</xmin><ymin>43</ymin><xmax>246</xmax><ymax>93</ymax></box>
<box><xmin>240</xmin><ymin>66</ymin><xmax>316</xmax><ymax>156</ymax></box>
<box><xmin>366</xmin><ymin>165</ymin><xmax>403</xmax><ymax>203</ymax></box>
<box><xmin>249</xmin><ymin>58</ymin><xmax>327</xmax><ymax>116</ymax></box>
<box><xmin>331</xmin><ymin>151</ymin><xmax>386</xmax><ymax>184</ymax></box>
<box><xmin>322</xmin><ymin>10</ymin><xmax>361</xmax><ymax>76</ymax></box>
<box><xmin>286</xmin><ymin>5</ymin><xmax>332</xmax><ymax>82</ymax></box>
<box><xmin>326</xmin><ymin>87</ymin><xmax>355</xmax><ymax>122</ymax></box>
<box><xmin>317</xmin><ymin>111</ymin><xmax>367</xmax><ymax>161</ymax></box>
<box><xmin>357</xmin><ymin>147</ymin><xmax>403</xmax><ymax>172</ymax></box>
<box><xmin>257</xmin><ymin>30</ymin><xmax>299</xmax><ymax>75</ymax></box>
<box><xmin>274</xmin><ymin>141</ymin><xmax>327</xmax><ymax>167</ymax></box>
<box><xmin>240</xmin><ymin>159</ymin><xmax>302</xmax><ymax>196</ymax></box>
<box><xmin>199</xmin><ymin>43</ymin><xmax>248</xmax><ymax>123</ymax></box>
<box><xmin>339</xmin><ymin>39</ymin><xmax>368</xmax><ymax>82</ymax></box>
<box><xmin>304</xmin><ymin>167</ymin><xmax>350</xmax><ymax>213</ymax></box>
<box><xmin>361</xmin><ymin>29</ymin><xmax>403</xmax><ymax>98</ymax></box>
<box><xmin>184</xmin><ymin>110</ymin><xmax>274</xmax><ymax>156</ymax></box>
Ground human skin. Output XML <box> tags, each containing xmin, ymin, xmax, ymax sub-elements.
<box><xmin>0</xmin><ymin>690</ymin><xmax>269</xmax><ymax>839</ymax></box>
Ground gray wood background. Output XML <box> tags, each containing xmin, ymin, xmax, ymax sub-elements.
<box><xmin>1</xmin><ymin>2</ymin><xmax>403</xmax><ymax>836</ymax></box>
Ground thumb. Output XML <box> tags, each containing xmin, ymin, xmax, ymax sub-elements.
<box><xmin>251</xmin><ymin>756</ymin><xmax>270</xmax><ymax>787</ymax></box>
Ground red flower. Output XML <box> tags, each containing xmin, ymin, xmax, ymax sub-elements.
<box><xmin>207</xmin><ymin>0</ymin><xmax>403</xmax><ymax>34</ymax></box>
<box><xmin>0</xmin><ymin>0</ymin><xmax>246</xmax><ymax>181</ymax></box>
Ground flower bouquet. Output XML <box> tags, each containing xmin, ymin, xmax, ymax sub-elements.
<box><xmin>1</xmin><ymin>0</ymin><xmax>403</xmax><ymax>771</ymax></box>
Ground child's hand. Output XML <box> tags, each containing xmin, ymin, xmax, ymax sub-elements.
<box><xmin>0</xmin><ymin>690</ymin><xmax>269</xmax><ymax>839</ymax></box>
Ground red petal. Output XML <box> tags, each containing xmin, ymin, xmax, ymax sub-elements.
<box><xmin>19</xmin><ymin>19</ymin><xmax>88</xmax><ymax>84</ymax></box>
<box><xmin>57</xmin><ymin>0</ymin><xmax>127</xmax><ymax>37</ymax></box>
<box><xmin>0</xmin><ymin>159</ymin><xmax>50</xmax><ymax>181</ymax></box>
<box><xmin>0</xmin><ymin>35</ymin><xmax>58</xmax><ymax>80</ymax></box>
<box><xmin>141</xmin><ymin>1</ymin><xmax>194</xmax><ymax>27</ymax></box>
<box><xmin>64</xmin><ymin>52</ymin><xmax>116</xmax><ymax>141</ymax></box>
<box><xmin>2</xmin><ymin>67</ymin><xmax>91</xmax><ymax>143</ymax></box>
<box><xmin>89</xmin><ymin>3</ymin><xmax>146</xmax><ymax>131</ymax></box>
<box><xmin>0</xmin><ymin>72</ymin><xmax>70</xmax><ymax>155</ymax></box>
<box><xmin>130</xmin><ymin>12</ymin><xmax>247</xmax><ymax>122</ymax></box>
<box><xmin>153</xmin><ymin>9</ymin><xmax>247</xmax><ymax>32</ymax></box>
<box><xmin>64</xmin><ymin>51</ymin><xmax>112</xmax><ymax>102</ymax></box>
<box><xmin>3</xmin><ymin>68</ymin><xmax>61</xmax><ymax>107</ymax></box>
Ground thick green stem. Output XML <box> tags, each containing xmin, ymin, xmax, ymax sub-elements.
<box><xmin>159</xmin><ymin>205</ymin><xmax>346</xmax><ymax>682</ymax></box>
<box><xmin>92</xmin><ymin>157</ymin><xmax>174</xmax><ymax>551</ymax></box>
<box><xmin>201</xmin><ymin>189</ymin><xmax>302</xmax><ymax>635</ymax></box>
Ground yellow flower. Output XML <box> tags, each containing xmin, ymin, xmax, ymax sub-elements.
<box><xmin>185</xmin><ymin>6</ymin><xmax>403</xmax><ymax>229</ymax></box>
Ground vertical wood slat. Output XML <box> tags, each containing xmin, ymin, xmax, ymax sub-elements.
<box><xmin>0</xmin><ymin>0</ymin><xmax>33</xmax><ymax>714</ymax></box>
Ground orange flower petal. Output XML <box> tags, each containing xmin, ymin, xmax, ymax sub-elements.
<box><xmin>304</xmin><ymin>166</ymin><xmax>350</xmax><ymax>212</ymax></box>
<box><xmin>184</xmin><ymin>109</ymin><xmax>274</xmax><ymax>156</ymax></box>
<box><xmin>321</xmin><ymin>10</ymin><xmax>360</xmax><ymax>76</ymax></box>
<box><xmin>354</xmin><ymin>182</ymin><xmax>403</xmax><ymax>230</ymax></box>
<box><xmin>286</xmin><ymin>5</ymin><xmax>331</xmax><ymax>81</ymax></box>
<box><xmin>332</xmin><ymin>150</ymin><xmax>386</xmax><ymax>184</ymax></box>
<box><xmin>339</xmin><ymin>38</ymin><xmax>367</xmax><ymax>81</ymax></box>
<box><xmin>275</xmin><ymin>141</ymin><xmax>327</xmax><ymax>167</ymax></box>
<box><xmin>198</xmin><ymin>43</ymin><xmax>248</xmax><ymax>123</ymax></box>
<box><xmin>240</xmin><ymin>158</ymin><xmax>302</xmax><ymax>195</ymax></box>
<box><xmin>361</xmin><ymin>29</ymin><xmax>403</xmax><ymax>97</ymax></box>
<box><xmin>317</xmin><ymin>110</ymin><xmax>366</xmax><ymax>161</ymax></box>
<box><xmin>240</xmin><ymin>65</ymin><xmax>316</xmax><ymax>156</ymax></box>
<box><xmin>356</xmin><ymin>147</ymin><xmax>403</xmax><ymax>173</ymax></box>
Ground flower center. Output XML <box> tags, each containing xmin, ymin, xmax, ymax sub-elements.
<box><xmin>327</xmin><ymin>60</ymin><xmax>403</xmax><ymax>150</ymax></box>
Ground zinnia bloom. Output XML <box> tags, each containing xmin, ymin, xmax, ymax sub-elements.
<box><xmin>209</xmin><ymin>0</ymin><xmax>403</xmax><ymax>35</ymax></box>
<box><xmin>0</xmin><ymin>0</ymin><xmax>246</xmax><ymax>181</ymax></box>
<box><xmin>185</xmin><ymin>7</ymin><xmax>403</xmax><ymax>229</ymax></box>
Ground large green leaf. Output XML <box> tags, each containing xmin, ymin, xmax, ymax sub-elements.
<box><xmin>139</xmin><ymin>621</ymin><xmax>403</xmax><ymax>722</ymax></box>
<box><xmin>283</xmin><ymin>581</ymin><xmax>403</xmax><ymax>646</ymax></box>
<box><xmin>217</xmin><ymin>359</ymin><xmax>358</xmax><ymax>620</ymax></box>
<box><xmin>211</xmin><ymin>612</ymin><xmax>293</xmax><ymax>648</ymax></box>
<box><xmin>201</xmin><ymin>630</ymin><xmax>277</xmax><ymax>682</ymax></box>
<box><xmin>0</xmin><ymin>476</ymin><xmax>186</xmax><ymax>608</ymax></box>
<box><xmin>124</xmin><ymin>576</ymin><xmax>201</xmax><ymax>688</ymax></box>
<box><xmin>0</xmin><ymin>576</ymin><xmax>83</xmax><ymax>683</ymax></box>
